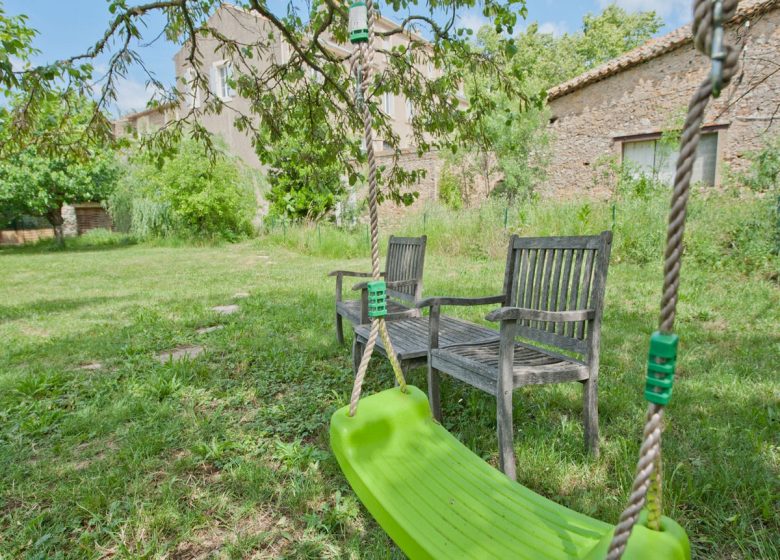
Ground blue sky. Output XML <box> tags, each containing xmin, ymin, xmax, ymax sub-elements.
<box><xmin>4</xmin><ymin>0</ymin><xmax>691</xmax><ymax>115</ymax></box>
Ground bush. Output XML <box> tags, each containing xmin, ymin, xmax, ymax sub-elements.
<box><xmin>109</xmin><ymin>140</ymin><xmax>256</xmax><ymax>241</ymax></box>
<box><xmin>264</xmin><ymin>120</ymin><xmax>348</xmax><ymax>221</ymax></box>
<box><xmin>438</xmin><ymin>166</ymin><xmax>464</xmax><ymax>210</ymax></box>
<box><xmin>728</xmin><ymin>134</ymin><xmax>780</xmax><ymax>256</ymax></box>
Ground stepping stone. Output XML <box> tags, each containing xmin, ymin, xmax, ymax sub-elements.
<box><xmin>78</xmin><ymin>362</ymin><xmax>103</xmax><ymax>371</ymax></box>
<box><xmin>258</xmin><ymin>255</ymin><xmax>270</xmax><ymax>259</ymax></box>
<box><xmin>233</xmin><ymin>291</ymin><xmax>250</xmax><ymax>299</ymax></box>
<box><xmin>196</xmin><ymin>325</ymin><xmax>224</xmax><ymax>335</ymax></box>
<box><xmin>211</xmin><ymin>304</ymin><xmax>239</xmax><ymax>315</ymax></box>
<box><xmin>156</xmin><ymin>345</ymin><xmax>204</xmax><ymax>363</ymax></box>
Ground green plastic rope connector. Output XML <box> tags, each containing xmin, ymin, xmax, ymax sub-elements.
<box><xmin>645</xmin><ymin>331</ymin><xmax>679</xmax><ymax>406</ymax></box>
<box><xmin>348</xmin><ymin>1</ymin><xmax>369</xmax><ymax>44</ymax></box>
<box><xmin>367</xmin><ymin>280</ymin><xmax>387</xmax><ymax>318</ymax></box>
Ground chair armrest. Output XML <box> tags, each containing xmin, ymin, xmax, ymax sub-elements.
<box><xmin>328</xmin><ymin>270</ymin><xmax>385</xmax><ymax>278</ymax></box>
<box><xmin>485</xmin><ymin>307</ymin><xmax>595</xmax><ymax>323</ymax></box>
<box><xmin>415</xmin><ymin>294</ymin><xmax>505</xmax><ymax>309</ymax></box>
<box><xmin>352</xmin><ymin>278</ymin><xmax>417</xmax><ymax>291</ymax></box>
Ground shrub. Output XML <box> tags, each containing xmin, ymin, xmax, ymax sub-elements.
<box><xmin>438</xmin><ymin>166</ymin><xmax>464</xmax><ymax>210</ymax></box>
<box><xmin>109</xmin><ymin>140</ymin><xmax>256</xmax><ymax>241</ymax></box>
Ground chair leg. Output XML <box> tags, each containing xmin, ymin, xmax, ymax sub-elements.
<box><xmin>497</xmin><ymin>388</ymin><xmax>517</xmax><ymax>481</ymax></box>
<box><xmin>335</xmin><ymin>313</ymin><xmax>344</xmax><ymax>345</ymax></box>
<box><xmin>427</xmin><ymin>364</ymin><xmax>442</xmax><ymax>422</ymax></box>
<box><xmin>583</xmin><ymin>377</ymin><xmax>600</xmax><ymax>457</ymax></box>
<box><xmin>352</xmin><ymin>337</ymin><xmax>364</xmax><ymax>375</ymax></box>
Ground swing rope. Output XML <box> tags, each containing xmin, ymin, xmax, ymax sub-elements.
<box><xmin>348</xmin><ymin>0</ymin><xmax>407</xmax><ymax>417</ymax></box>
<box><xmin>607</xmin><ymin>1</ymin><xmax>742</xmax><ymax>557</ymax></box>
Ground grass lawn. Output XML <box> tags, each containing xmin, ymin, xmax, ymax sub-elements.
<box><xmin>0</xmin><ymin>240</ymin><xmax>778</xmax><ymax>559</ymax></box>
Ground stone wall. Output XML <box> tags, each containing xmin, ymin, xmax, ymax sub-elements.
<box><xmin>545</xmin><ymin>8</ymin><xmax>780</xmax><ymax>199</ymax></box>
<box><xmin>372</xmin><ymin>148</ymin><xmax>499</xmax><ymax>226</ymax></box>
<box><xmin>62</xmin><ymin>205</ymin><xmax>78</xmax><ymax>237</ymax></box>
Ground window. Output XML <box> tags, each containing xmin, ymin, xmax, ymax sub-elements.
<box><xmin>307</xmin><ymin>65</ymin><xmax>324</xmax><ymax>84</ymax></box>
<box><xmin>183</xmin><ymin>68</ymin><xmax>200</xmax><ymax>109</ymax></box>
<box><xmin>136</xmin><ymin>115</ymin><xmax>150</xmax><ymax>135</ymax></box>
<box><xmin>427</xmin><ymin>62</ymin><xmax>434</xmax><ymax>78</ymax></box>
<box><xmin>213</xmin><ymin>61</ymin><xmax>234</xmax><ymax>100</ymax></box>
<box><xmin>406</xmin><ymin>97</ymin><xmax>414</xmax><ymax>121</ymax></box>
<box><xmin>621</xmin><ymin>131</ymin><xmax>719</xmax><ymax>186</ymax></box>
<box><xmin>279</xmin><ymin>41</ymin><xmax>290</xmax><ymax>64</ymax></box>
<box><xmin>383</xmin><ymin>91</ymin><xmax>394</xmax><ymax>116</ymax></box>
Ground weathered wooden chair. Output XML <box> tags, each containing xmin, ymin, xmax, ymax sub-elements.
<box><xmin>417</xmin><ymin>232</ymin><xmax>612</xmax><ymax>479</ymax></box>
<box><xmin>329</xmin><ymin>235</ymin><xmax>427</xmax><ymax>344</ymax></box>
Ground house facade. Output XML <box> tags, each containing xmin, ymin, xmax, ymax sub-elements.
<box><xmin>544</xmin><ymin>0</ymin><xmax>780</xmax><ymax>199</ymax></box>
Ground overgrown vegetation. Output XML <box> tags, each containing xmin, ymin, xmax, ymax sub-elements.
<box><xmin>108</xmin><ymin>140</ymin><xmax>256</xmax><ymax>241</ymax></box>
<box><xmin>262</xmin><ymin>186</ymin><xmax>779</xmax><ymax>281</ymax></box>
<box><xmin>730</xmin><ymin>134</ymin><xmax>780</xmax><ymax>254</ymax></box>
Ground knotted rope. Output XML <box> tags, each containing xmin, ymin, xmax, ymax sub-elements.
<box><xmin>348</xmin><ymin>0</ymin><xmax>407</xmax><ymax>417</ymax></box>
<box><xmin>607</xmin><ymin>1</ymin><xmax>742</xmax><ymax>557</ymax></box>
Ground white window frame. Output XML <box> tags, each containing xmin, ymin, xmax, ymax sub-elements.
<box><xmin>279</xmin><ymin>41</ymin><xmax>291</xmax><ymax>64</ymax></box>
<box><xmin>183</xmin><ymin>68</ymin><xmax>201</xmax><ymax>109</ymax></box>
<box><xmin>213</xmin><ymin>60</ymin><xmax>234</xmax><ymax>101</ymax></box>
<box><xmin>619</xmin><ymin>129</ymin><xmax>721</xmax><ymax>187</ymax></box>
<box><xmin>383</xmin><ymin>91</ymin><xmax>394</xmax><ymax>116</ymax></box>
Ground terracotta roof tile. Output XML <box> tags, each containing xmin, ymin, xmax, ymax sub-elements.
<box><xmin>548</xmin><ymin>0</ymin><xmax>779</xmax><ymax>101</ymax></box>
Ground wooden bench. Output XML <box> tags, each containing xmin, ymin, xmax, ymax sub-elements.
<box><xmin>329</xmin><ymin>235</ymin><xmax>427</xmax><ymax>344</ymax></box>
<box><xmin>417</xmin><ymin>232</ymin><xmax>613</xmax><ymax>479</ymax></box>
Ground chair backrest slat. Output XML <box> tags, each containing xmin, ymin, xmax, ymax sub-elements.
<box><xmin>546</xmin><ymin>249</ymin><xmax>564</xmax><ymax>333</ymax></box>
<box><xmin>503</xmin><ymin>232</ymin><xmax>612</xmax><ymax>357</ymax></box>
<box><xmin>385</xmin><ymin>235</ymin><xmax>427</xmax><ymax>303</ymax></box>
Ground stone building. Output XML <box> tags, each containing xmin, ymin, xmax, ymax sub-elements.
<box><xmin>545</xmin><ymin>0</ymin><xmax>780</xmax><ymax>199</ymax></box>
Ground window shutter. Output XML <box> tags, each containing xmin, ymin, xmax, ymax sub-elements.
<box><xmin>209</xmin><ymin>64</ymin><xmax>218</xmax><ymax>97</ymax></box>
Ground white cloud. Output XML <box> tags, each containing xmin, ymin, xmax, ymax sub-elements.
<box><xmin>112</xmin><ymin>77</ymin><xmax>161</xmax><ymax>115</ymax></box>
<box><xmin>537</xmin><ymin>20</ymin><xmax>568</xmax><ymax>37</ymax></box>
<box><xmin>457</xmin><ymin>11</ymin><xmax>490</xmax><ymax>35</ymax></box>
<box><xmin>598</xmin><ymin>0</ymin><xmax>691</xmax><ymax>27</ymax></box>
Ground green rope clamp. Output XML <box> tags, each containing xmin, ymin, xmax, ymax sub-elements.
<box><xmin>367</xmin><ymin>280</ymin><xmax>387</xmax><ymax>318</ymax></box>
<box><xmin>645</xmin><ymin>331</ymin><xmax>679</xmax><ymax>406</ymax></box>
<box><xmin>348</xmin><ymin>1</ymin><xmax>369</xmax><ymax>44</ymax></box>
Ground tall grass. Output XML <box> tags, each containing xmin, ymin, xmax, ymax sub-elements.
<box><xmin>260</xmin><ymin>190</ymin><xmax>778</xmax><ymax>278</ymax></box>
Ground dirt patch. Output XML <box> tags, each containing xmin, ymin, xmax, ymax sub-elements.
<box><xmin>211</xmin><ymin>304</ymin><xmax>240</xmax><ymax>315</ymax></box>
<box><xmin>156</xmin><ymin>345</ymin><xmax>204</xmax><ymax>363</ymax></box>
<box><xmin>233</xmin><ymin>291</ymin><xmax>250</xmax><ymax>299</ymax></box>
<box><xmin>78</xmin><ymin>361</ymin><xmax>104</xmax><ymax>371</ymax></box>
<box><xmin>170</xmin><ymin>511</ymin><xmax>280</xmax><ymax>560</ymax></box>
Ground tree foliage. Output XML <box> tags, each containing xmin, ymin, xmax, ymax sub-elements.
<box><xmin>0</xmin><ymin>93</ymin><xmax>119</xmax><ymax>243</ymax></box>
<box><xmin>451</xmin><ymin>5</ymin><xmax>662</xmax><ymax>202</ymax></box>
<box><xmin>1</xmin><ymin>0</ymin><xmax>534</xmax><ymax>205</ymax></box>
<box><xmin>264</xmin><ymin>113</ymin><xmax>350</xmax><ymax>221</ymax></box>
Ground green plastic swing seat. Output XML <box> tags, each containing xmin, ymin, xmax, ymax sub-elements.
<box><xmin>330</xmin><ymin>386</ymin><xmax>690</xmax><ymax>560</ymax></box>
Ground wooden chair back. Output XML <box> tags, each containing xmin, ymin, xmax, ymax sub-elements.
<box><xmin>502</xmin><ymin>232</ymin><xmax>613</xmax><ymax>357</ymax></box>
<box><xmin>385</xmin><ymin>235</ymin><xmax>427</xmax><ymax>304</ymax></box>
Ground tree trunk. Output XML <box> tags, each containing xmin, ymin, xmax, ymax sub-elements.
<box><xmin>45</xmin><ymin>206</ymin><xmax>65</xmax><ymax>246</ymax></box>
